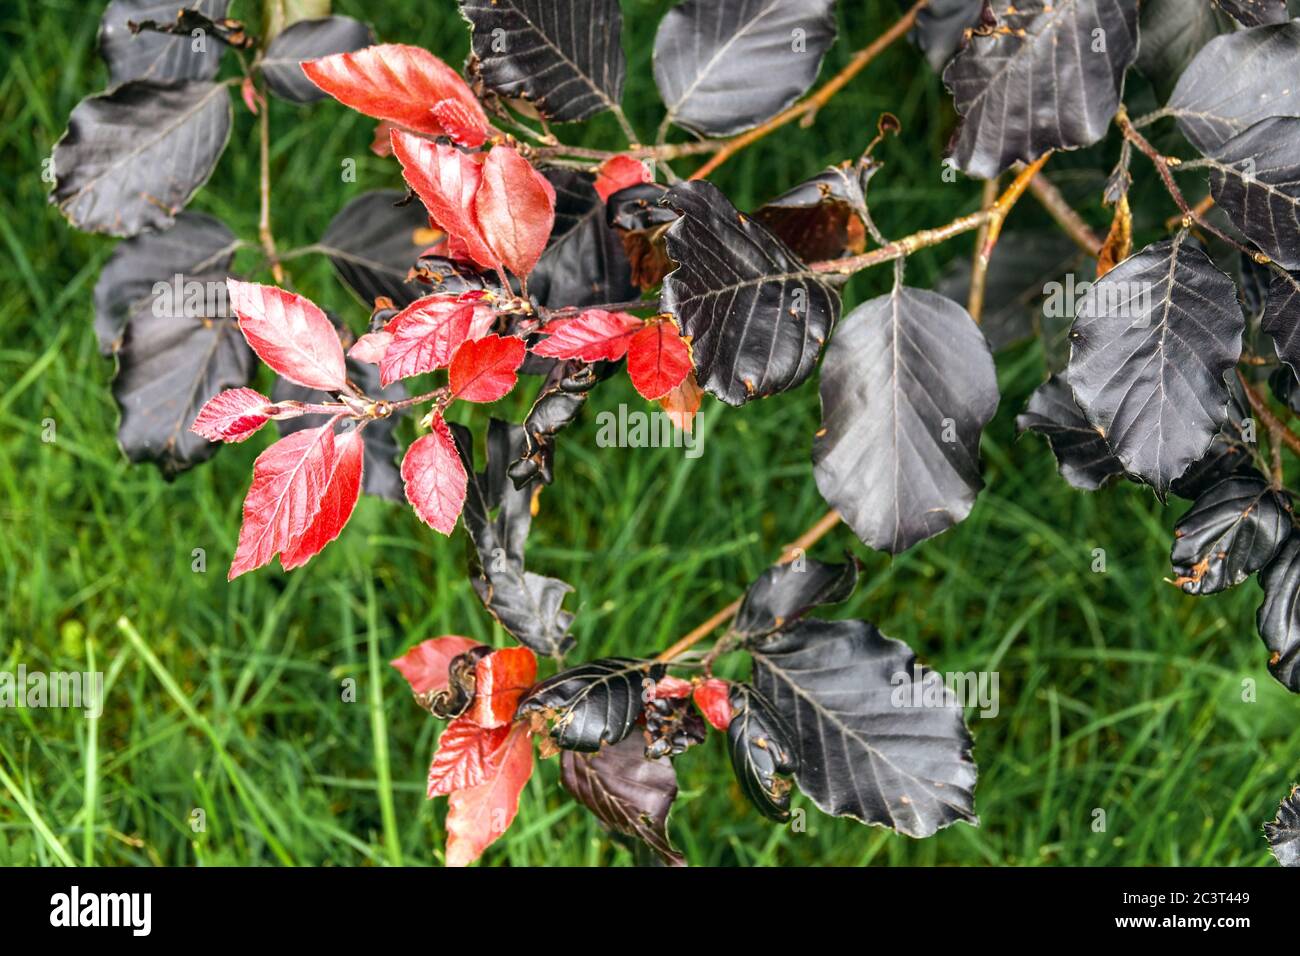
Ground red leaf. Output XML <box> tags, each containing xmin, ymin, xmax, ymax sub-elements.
<box><xmin>531</xmin><ymin>309</ymin><xmax>642</xmax><ymax>363</ymax></box>
<box><xmin>239</xmin><ymin>76</ymin><xmax>263</xmax><ymax>115</ymax></box>
<box><xmin>445</xmin><ymin>722</ymin><xmax>533</xmax><ymax>867</ymax></box>
<box><xmin>653</xmin><ymin>675</ymin><xmax>694</xmax><ymax>699</ymax></box>
<box><xmin>301</xmin><ymin>44</ymin><xmax>489</xmax><ymax>142</ymax></box>
<box><xmin>391</xmin><ymin>636</ymin><xmax>482</xmax><ymax>695</ymax></box>
<box><xmin>594</xmin><ymin>154</ymin><xmax>650</xmax><ymax>203</ymax></box>
<box><xmin>229</xmin><ymin>424</ymin><xmax>337</xmax><ymax>579</ymax></box>
<box><xmin>448</xmin><ymin>334</ymin><xmax>526</xmax><ymax>403</ymax></box>
<box><xmin>390</xmin><ymin>131</ymin><xmax>498</xmax><ymax>271</ymax></box>
<box><xmin>626</xmin><ymin>319</ymin><xmax>693</xmax><ymax>401</ymax></box>
<box><xmin>191</xmin><ymin>387</ymin><xmax>272</xmax><ymax>443</ymax></box>
<box><xmin>379</xmin><ymin>294</ymin><xmax>492</xmax><ymax>385</ymax></box>
<box><xmin>658</xmin><ymin>371</ymin><xmax>703</xmax><ymax>433</ymax></box>
<box><xmin>693</xmin><ymin>678</ymin><xmax>733</xmax><ymax>731</ymax></box>
<box><xmin>431</xmin><ymin>98</ymin><xmax>488</xmax><ymax>149</ymax></box>
<box><xmin>474</xmin><ymin>145</ymin><xmax>556</xmax><ymax>280</ymax></box>
<box><xmin>226</xmin><ymin>279</ymin><xmax>348</xmax><ymax>391</ymax></box>
<box><xmin>401</xmin><ymin>414</ymin><xmax>467</xmax><ymax>534</ymax></box>
<box><xmin>427</xmin><ymin>717</ymin><xmax>511</xmax><ymax>798</ymax></box>
<box><xmin>279</xmin><ymin>428</ymin><xmax>365</xmax><ymax>570</ymax></box>
<box><xmin>348</xmin><ymin>330</ymin><xmax>392</xmax><ymax>366</ymax></box>
<box><xmin>466</xmin><ymin>647</ymin><xmax>538</xmax><ymax>728</ymax></box>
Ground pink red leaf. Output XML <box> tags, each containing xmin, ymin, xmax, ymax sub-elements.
<box><xmin>627</xmin><ymin>319</ymin><xmax>692</xmax><ymax>401</ymax></box>
<box><xmin>348</xmin><ymin>330</ymin><xmax>392</xmax><ymax>366</ymax></box>
<box><xmin>466</xmin><ymin>647</ymin><xmax>538</xmax><ymax>729</ymax></box>
<box><xmin>449</xmin><ymin>334</ymin><xmax>526</xmax><ymax>403</ymax></box>
<box><xmin>693</xmin><ymin>678</ymin><xmax>733</xmax><ymax>731</ymax></box>
<box><xmin>401</xmin><ymin>414</ymin><xmax>467</xmax><ymax>534</ymax></box>
<box><xmin>390</xmin><ymin>130</ymin><xmax>498</xmax><ymax>271</ymax></box>
<box><xmin>279</xmin><ymin>428</ymin><xmax>365</xmax><ymax>570</ymax></box>
<box><xmin>445</xmin><ymin>722</ymin><xmax>533</xmax><ymax>867</ymax></box>
<box><xmin>191</xmin><ymin>387</ymin><xmax>273</xmax><ymax>443</ymax></box>
<box><xmin>379</xmin><ymin>294</ymin><xmax>493</xmax><ymax>385</ymax></box>
<box><xmin>531</xmin><ymin>309</ymin><xmax>642</xmax><ymax>363</ymax></box>
<box><xmin>474</xmin><ymin>145</ymin><xmax>556</xmax><ymax>280</ymax></box>
<box><xmin>301</xmin><ymin>44</ymin><xmax>489</xmax><ymax>142</ymax></box>
<box><xmin>594</xmin><ymin>154</ymin><xmax>651</xmax><ymax>203</ymax></box>
<box><xmin>226</xmin><ymin>279</ymin><xmax>347</xmax><ymax>391</ymax></box>
<box><xmin>370</xmin><ymin>120</ymin><xmax>395</xmax><ymax>157</ymax></box>
<box><xmin>229</xmin><ymin>424</ymin><xmax>337</xmax><ymax>579</ymax></box>
<box><xmin>431</xmin><ymin>98</ymin><xmax>488</xmax><ymax>149</ymax></box>
<box><xmin>390</xmin><ymin>636</ymin><xmax>482</xmax><ymax>695</ymax></box>
<box><xmin>427</xmin><ymin>717</ymin><xmax>511</xmax><ymax>798</ymax></box>
<box><xmin>659</xmin><ymin>371</ymin><xmax>703</xmax><ymax>433</ymax></box>
<box><xmin>653</xmin><ymin>675</ymin><xmax>694</xmax><ymax>700</ymax></box>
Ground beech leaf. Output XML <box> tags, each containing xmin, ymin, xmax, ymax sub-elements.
<box><xmin>1067</xmin><ymin>235</ymin><xmax>1245</xmax><ymax>497</ymax></box>
<box><xmin>532</xmin><ymin>310</ymin><xmax>642</xmax><ymax>363</ymax></box>
<box><xmin>98</xmin><ymin>0</ymin><xmax>230</xmax><ymax>85</ymax></box>
<box><xmin>1205</xmin><ymin>117</ymin><xmax>1300</xmax><ymax>271</ymax></box>
<box><xmin>814</xmin><ymin>285</ymin><xmax>999</xmax><ymax>554</ymax></box>
<box><xmin>390</xmin><ymin>131</ymin><xmax>498</xmax><ymax>272</ymax></box>
<box><xmin>320</xmin><ymin>190</ymin><xmax>434</xmax><ymax>309</ymax></box>
<box><xmin>942</xmin><ymin>0</ymin><xmax>1138</xmax><ymax>179</ymax></box>
<box><xmin>1265</xmin><ymin>786</ymin><xmax>1300</xmax><ymax>866</ymax></box>
<box><xmin>1255</xmin><ymin>534</ymin><xmax>1300</xmax><ymax>692</ymax></box>
<box><xmin>474</xmin><ymin>145</ymin><xmax>556</xmax><ymax>280</ymax></box>
<box><xmin>1017</xmin><ymin>373</ymin><xmax>1125</xmax><ymax>491</ymax></box>
<box><xmin>625</xmin><ymin>320</ymin><xmax>692</xmax><ymax>401</ymax></box>
<box><xmin>515</xmin><ymin>657</ymin><xmax>664</xmax><ymax>752</ymax></box>
<box><xmin>427</xmin><ymin>717</ymin><xmax>511</xmax><ymax>798</ymax></box>
<box><xmin>379</xmin><ymin>294</ymin><xmax>493</xmax><ymax>386</ymax></box>
<box><xmin>751</xmin><ymin>619</ymin><xmax>979</xmax><ymax>837</ymax></box>
<box><xmin>465</xmin><ymin>646</ymin><xmax>538</xmax><ymax>729</ymax></box>
<box><xmin>455</xmin><ymin>420</ymin><xmax>577</xmax><ymax>656</ymax></box>
<box><xmin>660</xmin><ymin>180</ymin><xmax>839</xmax><ymax>406</ymax></box>
<box><xmin>732</xmin><ymin>555</ymin><xmax>859</xmax><ymax>642</ymax></box>
<box><xmin>1167</xmin><ymin>20</ymin><xmax>1300</xmax><ymax>155</ymax></box>
<box><xmin>227</xmin><ymin>279</ymin><xmax>348</xmax><ymax>391</ymax></box>
<box><xmin>653</xmin><ymin>0</ymin><xmax>837</xmax><ymax>137</ymax></box>
<box><xmin>726</xmin><ymin>683</ymin><xmax>800</xmax><ymax>822</ymax></box>
<box><xmin>301</xmin><ymin>43</ymin><xmax>490</xmax><ymax>143</ymax></box>
<box><xmin>401</xmin><ymin>414</ymin><xmax>468</xmax><ymax>535</ymax></box>
<box><xmin>444</xmin><ymin>722</ymin><xmax>533</xmax><ymax>867</ymax></box>
<box><xmin>560</xmin><ymin>732</ymin><xmax>685</xmax><ymax>866</ymax></box>
<box><xmin>448</xmin><ymin>334</ymin><xmax>527</xmax><ymax>403</ymax></box>
<box><xmin>391</xmin><ymin>636</ymin><xmax>483</xmax><ymax>695</ymax></box>
<box><xmin>1170</xmin><ymin>476</ymin><xmax>1289</xmax><ymax>595</ymax></box>
<box><xmin>228</xmin><ymin>424</ymin><xmax>337</xmax><ymax>579</ymax></box>
<box><xmin>51</xmin><ymin>80</ymin><xmax>232</xmax><ymax>237</ymax></box>
<box><xmin>460</xmin><ymin>0</ymin><xmax>626</xmax><ymax>122</ymax></box>
<box><xmin>191</xmin><ymin>387</ymin><xmax>273</xmax><ymax>444</ymax></box>
<box><xmin>93</xmin><ymin>211</ymin><xmax>239</xmax><ymax>355</ymax></box>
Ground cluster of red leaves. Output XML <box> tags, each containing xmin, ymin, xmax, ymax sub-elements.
<box><xmin>391</xmin><ymin>638</ymin><xmax>537</xmax><ymax>867</ymax></box>
<box><xmin>191</xmin><ymin>44</ymin><xmax>700</xmax><ymax>580</ymax></box>
<box><xmin>390</xmin><ymin>639</ymin><xmax>737</xmax><ymax>866</ymax></box>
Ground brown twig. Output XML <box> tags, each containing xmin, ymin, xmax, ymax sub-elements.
<box><xmin>656</xmin><ymin>509</ymin><xmax>843</xmax><ymax>663</ymax></box>
<box><xmin>687</xmin><ymin>0</ymin><xmax>929</xmax><ymax>180</ymax></box>
<box><xmin>1027</xmin><ymin>173</ymin><xmax>1104</xmax><ymax>256</ymax></box>
<box><xmin>1238</xmin><ymin>370</ymin><xmax>1300</xmax><ymax>458</ymax></box>
<box><xmin>1116</xmin><ymin>107</ymin><xmax>1261</xmax><ymax>261</ymax></box>
<box><xmin>257</xmin><ymin>99</ymin><xmax>285</xmax><ymax>284</ymax></box>
<box><xmin>810</xmin><ymin>153</ymin><xmax>1050</xmax><ymax>277</ymax></box>
<box><xmin>968</xmin><ymin>177</ymin><xmax>1001</xmax><ymax>323</ymax></box>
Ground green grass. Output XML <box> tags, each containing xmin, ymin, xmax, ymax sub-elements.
<box><xmin>1</xmin><ymin>0</ymin><xmax>1297</xmax><ymax>867</ymax></box>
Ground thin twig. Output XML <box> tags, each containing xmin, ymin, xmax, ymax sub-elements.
<box><xmin>656</xmin><ymin>510</ymin><xmax>844</xmax><ymax>663</ymax></box>
<box><xmin>1027</xmin><ymin>173</ymin><xmax>1103</xmax><ymax>255</ymax></box>
<box><xmin>968</xmin><ymin>177</ymin><xmax>1000</xmax><ymax>323</ymax></box>
<box><xmin>257</xmin><ymin>99</ymin><xmax>284</xmax><ymax>284</ymax></box>
<box><xmin>1239</xmin><ymin>370</ymin><xmax>1300</xmax><ymax>458</ymax></box>
<box><xmin>810</xmin><ymin>154</ymin><xmax>1050</xmax><ymax>277</ymax></box>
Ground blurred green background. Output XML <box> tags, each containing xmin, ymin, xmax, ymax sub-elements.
<box><xmin>1</xmin><ymin>0</ymin><xmax>1297</xmax><ymax>867</ymax></box>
